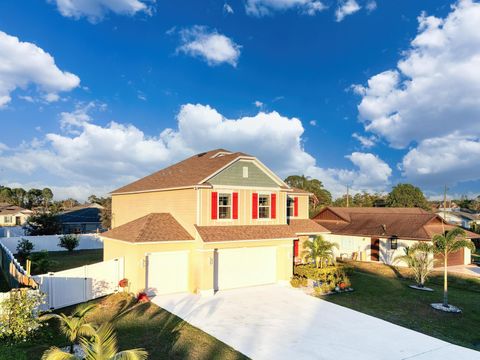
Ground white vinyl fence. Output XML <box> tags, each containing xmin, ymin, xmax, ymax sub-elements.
<box><xmin>0</xmin><ymin>234</ymin><xmax>103</xmax><ymax>254</ymax></box>
<box><xmin>0</xmin><ymin>226</ymin><xmax>26</xmax><ymax>238</ymax></box>
<box><xmin>34</xmin><ymin>257</ymin><xmax>124</xmax><ymax>310</ymax></box>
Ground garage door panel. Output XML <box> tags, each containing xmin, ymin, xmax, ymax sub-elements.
<box><xmin>147</xmin><ymin>251</ymin><xmax>189</xmax><ymax>295</ymax></box>
<box><xmin>434</xmin><ymin>248</ymin><xmax>465</xmax><ymax>268</ymax></box>
<box><xmin>216</xmin><ymin>247</ymin><xmax>277</xmax><ymax>290</ymax></box>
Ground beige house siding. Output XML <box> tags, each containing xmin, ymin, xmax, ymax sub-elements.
<box><xmin>103</xmin><ymin>236</ymin><xmax>293</xmax><ymax>294</ymax></box>
<box><xmin>0</xmin><ymin>212</ymin><xmax>30</xmax><ymax>226</ymax></box>
<box><xmin>111</xmin><ymin>188</ymin><xmax>197</xmax><ymax>235</ymax></box>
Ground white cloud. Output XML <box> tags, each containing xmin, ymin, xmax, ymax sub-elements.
<box><xmin>401</xmin><ymin>134</ymin><xmax>480</xmax><ymax>186</ymax></box>
<box><xmin>0</xmin><ymin>103</ymin><xmax>391</xmax><ymax>200</ymax></box>
<box><xmin>352</xmin><ymin>133</ymin><xmax>376</xmax><ymax>148</ymax></box>
<box><xmin>309</xmin><ymin>120</ymin><xmax>317</xmax><ymax>126</ymax></box>
<box><xmin>354</xmin><ymin>0</ymin><xmax>480</xmax><ymax>186</ymax></box>
<box><xmin>254</xmin><ymin>100</ymin><xmax>264</xmax><ymax>108</ymax></box>
<box><xmin>246</xmin><ymin>0</ymin><xmax>327</xmax><ymax>16</ymax></box>
<box><xmin>366</xmin><ymin>0</ymin><xmax>377</xmax><ymax>12</ymax></box>
<box><xmin>177</xmin><ymin>26</ymin><xmax>241</xmax><ymax>67</ymax></box>
<box><xmin>335</xmin><ymin>0</ymin><xmax>361</xmax><ymax>22</ymax></box>
<box><xmin>49</xmin><ymin>0</ymin><xmax>151</xmax><ymax>23</ymax></box>
<box><xmin>223</xmin><ymin>3</ymin><xmax>234</xmax><ymax>14</ymax></box>
<box><xmin>356</xmin><ymin>0</ymin><xmax>480</xmax><ymax>148</ymax></box>
<box><xmin>0</xmin><ymin>31</ymin><xmax>80</xmax><ymax>108</ymax></box>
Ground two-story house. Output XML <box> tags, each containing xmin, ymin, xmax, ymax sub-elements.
<box><xmin>101</xmin><ymin>149</ymin><xmax>328</xmax><ymax>295</ymax></box>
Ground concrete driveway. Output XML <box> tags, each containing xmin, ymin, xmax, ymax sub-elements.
<box><xmin>153</xmin><ymin>285</ymin><xmax>480</xmax><ymax>360</ymax></box>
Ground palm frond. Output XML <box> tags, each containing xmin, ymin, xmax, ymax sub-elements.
<box><xmin>74</xmin><ymin>303</ymin><xmax>97</xmax><ymax>319</ymax></box>
<box><xmin>41</xmin><ymin>347</ymin><xmax>78</xmax><ymax>360</ymax></box>
<box><xmin>112</xmin><ymin>349</ymin><xmax>149</xmax><ymax>360</ymax></box>
<box><xmin>39</xmin><ymin>313</ymin><xmax>62</xmax><ymax>322</ymax></box>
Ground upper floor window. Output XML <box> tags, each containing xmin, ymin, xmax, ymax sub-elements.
<box><xmin>4</xmin><ymin>216</ymin><xmax>12</xmax><ymax>223</ymax></box>
<box><xmin>287</xmin><ymin>197</ymin><xmax>294</xmax><ymax>217</ymax></box>
<box><xmin>259</xmin><ymin>195</ymin><xmax>270</xmax><ymax>219</ymax></box>
<box><xmin>218</xmin><ymin>193</ymin><xmax>232</xmax><ymax>219</ymax></box>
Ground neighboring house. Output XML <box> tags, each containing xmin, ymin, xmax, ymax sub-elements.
<box><xmin>313</xmin><ymin>207</ymin><xmax>479</xmax><ymax>268</ymax></box>
<box><xmin>101</xmin><ymin>149</ymin><xmax>327</xmax><ymax>295</ymax></box>
<box><xmin>436</xmin><ymin>209</ymin><xmax>480</xmax><ymax>230</ymax></box>
<box><xmin>57</xmin><ymin>203</ymin><xmax>103</xmax><ymax>234</ymax></box>
<box><xmin>0</xmin><ymin>204</ymin><xmax>33</xmax><ymax>227</ymax></box>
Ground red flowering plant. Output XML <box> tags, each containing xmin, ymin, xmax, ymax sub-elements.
<box><xmin>118</xmin><ymin>278</ymin><xmax>129</xmax><ymax>293</ymax></box>
<box><xmin>137</xmin><ymin>292</ymin><xmax>150</xmax><ymax>303</ymax></box>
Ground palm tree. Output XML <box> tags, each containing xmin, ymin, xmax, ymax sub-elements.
<box><xmin>394</xmin><ymin>242</ymin><xmax>434</xmax><ymax>287</ymax></box>
<box><xmin>40</xmin><ymin>303</ymin><xmax>97</xmax><ymax>354</ymax></box>
<box><xmin>302</xmin><ymin>235</ymin><xmax>339</xmax><ymax>268</ymax></box>
<box><xmin>42</xmin><ymin>323</ymin><xmax>148</xmax><ymax>360</ymax></box>
<box><xmin>432</xmin><ymin>227</ymin><xmax>475</xmax><ymax>308</ymax></box>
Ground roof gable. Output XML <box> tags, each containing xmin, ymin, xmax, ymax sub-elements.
<box><xmin>208</xmin><ymin>160</ymin><xmax>280</xmax><ymax>188</ymax></box>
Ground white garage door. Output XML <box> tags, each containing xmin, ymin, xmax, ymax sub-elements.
<box><xmin>215</xmin><ymin>246</ymin><xmax>277</xmax><ymax>290</ymax></box>
<box><xmin>147</xmin><ymin>251</ymin><xmax>189</xmax><ymax>295</ymax></box>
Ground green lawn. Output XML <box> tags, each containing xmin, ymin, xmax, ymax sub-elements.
<box><xmin>0</xmin><ymin>293</ymin><xmax>249</xmax><ymax>360</ymax></box>
<box><xmin>323</xmin><ymin>261</ymin><xmax>480</xmax><ymax>351</ymax></box>
<box><xmin>30</xmin><ymin>249</ymin><xmax>103</xmax><ymax>275</ymax></box>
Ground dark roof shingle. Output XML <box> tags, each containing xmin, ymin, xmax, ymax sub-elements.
<box><xmin>112</xmin><ymin>149</ymin><xmax>252</xmax><ymax>194</ymax></box>
<box><xmin>195</xmin><ymin>224</ymin><xmax>296</xmax><ymax>242</ymax></box>
<box><xmin>102</xmin><ymin>213</ymin><xmax>194</xmax><ymax>243</ymax></box>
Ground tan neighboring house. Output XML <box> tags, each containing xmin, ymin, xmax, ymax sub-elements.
<box><xmin>101</xmin><ymin>149</ymin><xmax>328</xmax><ymax>295</ymax></box>
<box><xmin>0</xmin><ymin>204</ymin><xmax>33</xmax><ymax>227</ymax></box>
<box><xmin>313</xmin><ymin>207</ymin><xmax>479</xmax><ymax>268</ymax></box>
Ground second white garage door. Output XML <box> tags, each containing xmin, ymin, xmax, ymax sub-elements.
<box><xmin>147</xmin><ymin>251</ymin><xmax>189</xmax><ymax>295</ymax></box>
<box><xmin>215</xmin><ymin>246</ymin><xmax>277</xmax><ymax>290</ymax></box>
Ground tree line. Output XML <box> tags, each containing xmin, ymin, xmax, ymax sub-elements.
<box><xmin>284</xmin><ymin>176</ymin><xmax>441</xmax><ymax>217</ymax></box>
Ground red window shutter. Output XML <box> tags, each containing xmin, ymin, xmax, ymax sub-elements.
<box><xmin>294</xmin><ymin>240</ymin><xmax>299</xmax><ymax>257</ymax></box>
<box><xmin>252</xmin><ymin>193</ymin><xmax>258</xmax><ymax>219</ymax></box>
<box><xmin>271</xmin><ymin>193</ymin><xmax>276</xmax><ymax>219</ymax></box>
<box><xmin>232</xmin><ymin>192</ymin><xmax>238</xmax><ymax>219</ymax></box>
<box><xmin>211</xmin><ymin>192</ymin><xmax>218</xmax><ymax>220</ymax></box>
<box><xmin>294</xmin><ymin>197</ymin><xmax>299</xmax><ymax>217</ymax></box>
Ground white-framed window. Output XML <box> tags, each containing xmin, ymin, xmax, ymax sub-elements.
<box><xmin>258</xmin><ymin>194</ymin><xmax>270</xmax><ymax>219</ymax></box>
<box><xmin>4</xmin><ymin>216</ymin><xmax>12</xmax><ymax>223</ymax></box>
<box><xmin>242</xmin><ymin>166</ymin><xmax>248</xmax><ymax>178</ymax></box>
<box><xmin>287</xmin><ymin>197</ymin><xmax>294</xmax><ymax>217</ymax></box>
<box><xmin>218</xmin><ymin>193</ymin><xmax>232</xmax><ymax>219</ymax></box>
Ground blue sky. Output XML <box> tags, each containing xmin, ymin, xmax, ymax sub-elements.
<box><xmin>0</xmin><ymin>0</ymin><xmax>479</xmax><ymax>200</ymax></box>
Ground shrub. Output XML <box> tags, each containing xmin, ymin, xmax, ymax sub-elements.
<box><xmin>0</xmin><ymin>289</ymin><xmax>45</xmax><ymax>343</ymax></box>
<box><xmin>28</xmin><ymin>251</ymin><xmax>57</xmax><ymax>274</ymax></box>
<box><xmin>290</xmin><ymin>276</ymin><xmax>301</xmax><ymax>288</ymax></box>
<box><xmin>16</xmin><ymin>238</ymin><xmax>34</xmax><ymax>262</ymax></box>
<box><xmin>58</xmin><ymin>234</ymin><xmax>79</xmax><ymax>252</ymax></box>
<box><xmin>295</xmin><ymin>263</ymin><xmax>352</xmax><ymax>291</ymax></box>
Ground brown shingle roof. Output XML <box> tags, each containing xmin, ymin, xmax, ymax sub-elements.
<box><xmin>315</xmin><ymin>207</ymin><xmax>480</xmax><ymax>240</ymax></box>
<box><xmin>101</xmin><ymin>213</ymin><xmax>194</xmax><ymax>243</ymax></box>
<box><xmin>111</xmin><ymin>149</ymin><xmax>253</xmax><ymax>194</ymax></box>
<box><xmin>288</xmin><ymin>219</ymin><xmax>329</xmax><ymax>234</ymax></box>
<box><xmin>323</xmin><ymin>207</ymin><xmax>430</xmax><ymax>222</ymax></box>
<box><xmin>0</xmin><ymin>205</ymin><xmax>32</xmax><ymax>216</ymax></box>
<box><xmin>195</xmin><ymin>225</ymin><xmax>297</xmax><ymax>242</ymax></box>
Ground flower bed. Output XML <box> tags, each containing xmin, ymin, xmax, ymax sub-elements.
<box><xmin>291</xmin><ymin>264</ymin><xmax>353</xmax><ymax>296</ymax></box>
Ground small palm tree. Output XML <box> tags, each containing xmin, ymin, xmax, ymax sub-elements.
<box><xmin>302</xmin><ymin>235</ymin><xmax>339</xmax><ymax>268</ymax></box>
<box><xmin>432</xmin><ymin>227</ymin><xmax>476</xmax><ymax>308</ymax></box>
<box><xmin>42</xmin><ymin>323</ymin><xmax>148</xmax><ymax>360</ymax></box>
<box><xmin>40</xmin><ymin>303</ymin><xmax>97</xmax><ymax>354</ymax></box>
<box><xmin>394</xmin><ymin>242</ymin><xmax>434</xmax><ymax>287</ymax></box>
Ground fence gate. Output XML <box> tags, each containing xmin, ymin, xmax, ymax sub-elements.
<box><xmin>34</xmin><ymin>257</ymin><xmax>124</xmax><ymax>310</ymax></box>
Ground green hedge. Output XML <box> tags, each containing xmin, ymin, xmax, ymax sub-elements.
<box><xmin>293</xmin><ymin>264</ymin><xmax>352</xmax><ymax>290</ymax></box>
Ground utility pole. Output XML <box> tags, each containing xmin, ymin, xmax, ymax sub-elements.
<box><xmin>442</xmin><ymin>185</ymin><xmax>448</xmax><ymax>234</ymax></box>
<box><xmin>346</xmin><ymin>185</ymin><xmax>350</xmax><ymax>208</ymax></box>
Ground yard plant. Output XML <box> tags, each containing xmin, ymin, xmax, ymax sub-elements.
<box><xmin>0</xmin><ymin>289</ymin><xmax>45</xmax><ymax>343</ymax></box>
<box><xmin>302</xmin><ymin>235</ymin><xmax>338</xmax><ymax>268</ymax></box>
<box><xmin>42</xmin><ymin>323</ymin><xmax>148</xmax><ymax>360</ymax></box>
<box><xmin>40</xmin><ymin>304</ymin><xmax>97</xmax><ymax>354</ymax></box>
<box><xmin>431</xmin><ymin>228</ymin><xmax>475</xmax><ymax>309</ymax></box>
<box><xmin>58</xmin><ymin>234</ymin><xmax>80</xmax><ymax>252</ymax></box>
<box><xmin>394</xmin><ymin>242</ymin><xmax>434</xmax><ymax>287</ymax></box>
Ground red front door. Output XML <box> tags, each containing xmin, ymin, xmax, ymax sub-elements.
<box><xmin>294</xmin><ymin>240</ymin><xmax>299</xmax><ymax>258</ymax></box>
